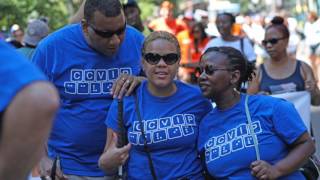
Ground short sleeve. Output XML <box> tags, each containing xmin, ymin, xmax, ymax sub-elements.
<box><xmin>243</xmin><ymin>38</ymin><xmax>256</xmax><ymax>62</ymax></box>
<box><xmin>105</xmin><ymin>99</ymin><xmax>119</xmax><ymax>132</ymax></box>
<box><xmin>204</xmin><ymin>39</ymin><xmax>215</xmax><ymax>52</ymax></box>
<box><xmin>272</xmin><ymin>99</ymin><xmax>307</xmax><ymax>144</ymax></box>
<box><xmin>197</xmin><ymin>112</ymin><xmax>212</xmax><ymax>152</ymax></box>
<box><xmin>197</xmin><ymin>125</ymin><xmax>205</xmax><ymax>152</ymax></box>
<box><xmin>0</xmin><ymin>41</ymin><xmax>46</xmax><ymax>112</ymax></box>
<box><xmin>31</xmin><ymin>41</ymin><xmax>50</xmax><ymax>78</ymax></box>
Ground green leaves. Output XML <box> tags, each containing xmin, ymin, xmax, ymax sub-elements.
<box><xmin>0</xmin><ymin>0</ymin><xmax>76</xmax><ymax>32</ymax></box>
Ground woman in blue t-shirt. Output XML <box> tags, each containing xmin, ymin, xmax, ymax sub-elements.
<box><xmin>198</xmin><ymin>46</ymin><xmax>315</xmax><ymax>179</ymax></box>
<box><xmin>99</xmin><ymin>31</ymin><xmax>212</xmax><ymax>179</ymax></box>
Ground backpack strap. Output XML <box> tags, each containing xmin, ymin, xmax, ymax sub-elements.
<box><xmin>245</xmin><ymin>95</ymin><xmax>260</xmax><ymax>160</ymax></box>
<box><xmin>134</xmin><ymin>94</ymin><xmax>158</xmax><ymax>180</ymax></box>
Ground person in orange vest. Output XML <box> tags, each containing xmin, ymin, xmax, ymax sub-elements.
<box><xmin>148</xmin><ymin>1</ymin><xmax>188</xmax><ymax>36</ymax></box>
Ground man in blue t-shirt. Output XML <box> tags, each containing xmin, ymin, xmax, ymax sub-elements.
<box><xmin>0</xmin><ymin>40</ymin><xmax>59</xmax><ymax>180</ymax></box>
<box><xmin>32</xmin><ymin>0</ymin><xmax>144</xmax><ymax>179</ymax></box>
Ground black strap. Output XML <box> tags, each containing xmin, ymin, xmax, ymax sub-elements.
<box><xmin>200</xmin><ymin>151</ymin><xmax>216</xmax><ymax>180</ymax></box>
<box><xmin>134</xmin><ymin>94</ymin><xmax>158</xmax><ymax>180</ymax></box>
<box><xmin>117</xmin><ymin>100</ymin><xmax>128</xmax><ymax>148</ymax></box>
<box><xmin>117</xmin><ymin>99</ymin><xmax>128</xmax><ymax>180</ymax></box>
<box><xmin>50</xmin><ymin>157</ymin><xmax>57</xmax><ymax>180</ymax></box>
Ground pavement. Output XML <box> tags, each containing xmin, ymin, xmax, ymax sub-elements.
<box><xmin>311</xmin><ymin>106</ymin><xmax>320</xmax><ymax>157</ymax></box>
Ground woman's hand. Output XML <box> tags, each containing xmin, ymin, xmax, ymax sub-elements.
<box><xmin>305</xmin><ymin>79</ymin><xmax>320</xmax><ymax>105</ymax></box>
<box><xmin>305</xmin><ymin>80</ymin><xmax>317</xmax><ymax>93</ymax></box>
<box><xmin>251</xmin><ymin>160</ymin><xmax>281</xmax><ymax>180</ymax></box>
<box><xmin>39</xmin><ymin>155</ymin><xmax>68</xmax><ymax>180</ymax></box>
<box><xmin>99</xmin><ymin>133</ymin><xmax>131</xmax><ymax>171</ymax></box>
<box><xmin>111</xmin><ymin>74</ymin><xmax>145</xmax><ymax>99</ymax></box>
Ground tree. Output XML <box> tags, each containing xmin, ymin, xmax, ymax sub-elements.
<box><xmin>0</xmin><ymin>0</ymin><xmax>81</xmax><ymax>33</ymax></box>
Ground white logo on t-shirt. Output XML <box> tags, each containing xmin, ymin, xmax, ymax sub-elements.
<box><xmin>204</xmin><ymin>121</ymin><xmax>262</xmax><ymax>163</ymax></box>
<box><xmin>64</xmin><ymin>68</ymin><xmax>132</xmax><ymax>94</ymax></box>
<box><xmin>129</xmin><ymin>114</ymin><xmax>196</xmax><ymax>145</ymax></box>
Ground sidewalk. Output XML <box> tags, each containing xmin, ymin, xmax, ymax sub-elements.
<box><xmin>311</xmin><ymin>105</ymin><xmax>320</xmax><ymax>157</ymax></box>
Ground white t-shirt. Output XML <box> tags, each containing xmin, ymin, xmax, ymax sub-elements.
<box><xmin>204</xmin><ymin>37</ymin><xmax>257</xmax><ymax>62</ymax></box>
<box><xmin>304</xmin><ymin>19</ymin><xmax>320</xmax><ymax>46</ymax></box>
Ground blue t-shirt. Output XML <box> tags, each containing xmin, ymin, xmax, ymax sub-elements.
<box><xmin>198</xmin><ymin>94</ymin><xmax>306</xmax><ymax>180</ymax></box>
<box><xmin>32</xmin><ymin>23</ymin><xmax>144</xmax><ymax>176</ymax></box>
<box><xmin>0</xmin><ymin>40</ymin><xmax>45</xmax><ymax>113</ymax></box>
<box><xmin>106</xmin><ymin>81</ymin><xmax>212</xmax><ymax>180</ymax></box>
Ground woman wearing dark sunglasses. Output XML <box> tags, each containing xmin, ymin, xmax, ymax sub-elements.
<box><xmin>247</xmin><ymin>16</ymin><xmax>320</xmax><ymax>105</ymax></box>
<box><xmin>99</xmin><ymin>31</ymin><xmax>212</xmax><ymax>180</ymax></box>
<box><xmin>198</xmin><ymin>46</ymin><xmax>315</xmax><ymax>179</ymax></box>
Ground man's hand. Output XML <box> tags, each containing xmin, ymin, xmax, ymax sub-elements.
<box><xmin>111</xmin><ymin>74</ymin><xmax>145</xmax><ymax>99</ymax></box>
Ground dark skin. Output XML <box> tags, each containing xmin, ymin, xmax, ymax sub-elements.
<box><xmin>216</xmin><ymin>14</ymin><xmax>240</xmax><ymax>42</ymax></box>
<box><xmin>124</xmin><ymin>5</ymin><xmax>144</xmax><ymax>32</ymax></box>
<box><xmin>82</xmin><ymin>10</ymin><xmax>146</xmax><ymax>99</ymax></box>
<box><xmin>111</xmin><ymin>74</ymin><xmax>146</xmax><ymax>99</ymax></box>
<box><xmin>199</xmin><ymin>51</ymin><xmax>315</xmax><ymax>179</ymax></box>
<box><xmin>82</xmin><ymin>11</ymin><xmax>126</xmax><ymax>57</ymax></box>
<box><xmin>198</xmin><ymin>51</ymin><xmax>241</xmax><ymax>109</ymax></box>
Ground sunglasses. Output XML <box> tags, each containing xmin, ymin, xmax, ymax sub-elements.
<box><xmin>262</xmin><ymin>37</ymin><xmax>287</xmax><ymax>46</ymax></box>
<box><xmin>89</xmin><ymin>21</ymin><xmax>126</xmax><ymax>38</ymax></box>
<box><xmin>143</xmin><ymin>53</ymin><xmax>179</xmax><ymax>65</ymax></box>
<box><xmin>198</xmin><ymin>65</ymin><xmax>233</xmax><ymax>75</ymax></box>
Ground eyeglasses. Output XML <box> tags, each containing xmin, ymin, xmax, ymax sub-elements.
<box><xmin>262</xmin><ymin>37</ymin><xmax>287</xmax><ymax>46</ymax></box>
<box><xmin>143</xmin><ymin>53</ymin><xmax>179</xmax><ymax>65</ymax></box>
<box><xmin>88</xmin><ymin>21</ymin><xmax>126</xmax><ymax>38</ymax></box>
<box><xmin>198</xmin><ymin>65</ymin><xmax>233</xmax><ymax>75</ymax></box>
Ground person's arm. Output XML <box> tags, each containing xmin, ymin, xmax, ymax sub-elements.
<box><xmin>98</xmin><ymin>128</ymin><xmax>131</xmax><ymax>173</ymax></box>
<box><xmin>251</xmin><ymin>132</ymin><xmax>315</xmax><ymax>179</ymax></box>
<box><xmin>247</xmin><ymin>66</ymin><xmax>261</xmax><ymax>94</ymax></box>
<box><xmin>301</xmin><ymin>62</ymin><xmax>320</xmax><ymax>105</ymax></box>
<box><xmin>251</xmin><ymin>99</ymin><xmax>315</xmax><ymax>179</ymax></box>
<box><xmin>0</xmin><ymin>82</ymin><xmax>59</xmax><ymax>180</ymax></box>
<box><xmin>243</xmin><ymin>37</ymin><xmax>257</xmax><ymax>63</ymax></box>
<box><xmin>69</xmin><ymin>0</ymin><xmax>85</xmax><ymax>24</ymax></box>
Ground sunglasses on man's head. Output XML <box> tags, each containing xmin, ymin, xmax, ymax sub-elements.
<box><xmin>262</xmin><ymin>37</ymin><xmax>286</xmax><ymax>46</ymax></box>
<box><xmin>89</xmin><ymin>22</ymin><xmax>126</xmax><ymax>38</ymax></box>
<box><xmin>198</xmin><ymin>65</ymin><xmax>233</xmax><ymax>75</ymax></box>
<box><xmin>143</xmin><ymin>53</ymin><xmax>179</xmax><ymax>65</ymax></box>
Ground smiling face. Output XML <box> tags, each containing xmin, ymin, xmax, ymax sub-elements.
<box><xmin>82</xmin><ymin>10</ymin><xmax>126</xmax><ymax>57</ymax></box>
<box><xmin>142</xmin><ymin>39</ymin><xmax>180</xmax><ymax>90</ymax></box>
<box><xmin>198</xmin><ymin>51</ymin><xmax>233</xmax><ymax>99</ymax></box>
<box><xmin>263</xmin><ymin>27</ymin><xmax>288</xmax><ymax>59</ymax></box>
